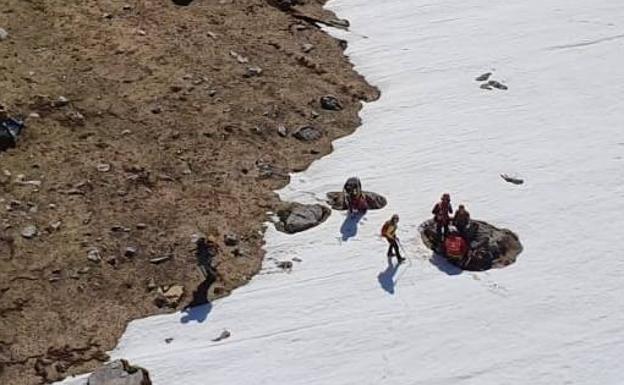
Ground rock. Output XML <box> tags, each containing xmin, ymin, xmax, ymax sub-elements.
<box><xmin>244</xmin><ymin>66</ymin><xmax>263</xmax><ymax>78</ymax></box>
<box><xmin>302</xmin><ymin>43</ymin><xmax>314</xmax><ymax>53</ymax></box>
<box><xmin>326</xmin><ymin>18</ymin><xmax>350</xmax><ymax>29</ymax></box>
<box><xmin>292</xmin><ymin>125</ymin><xmax>323</xmax><ymax>142</ymax></box>
<box><xmin>277</xmin><ymin>260</ymin><xmax>293</xmax><ymax>271</ymax></box>
<box><xmin>55</xmin><ymin>96</ymin><xmax>70</xmax><ymax>107</ymax></box>
<box><xmin>47</xmin><ymin>220</ymin><xmax>62</xmax><ymax>232</ymax></box>
<box><xmin>21</xmin><ymin>225</ymin><xmax>38</xmax><ymax>239</ymax></box>
<box><xmin>106</xmin><ymin>256</ymin><xmax>118</xmax><ymax>266</ymax></box>
<box><xmin>136</xmin><ymin>223</ymin><xmax>147</xmax><ymax>230</ymax></box>
<box><xmin>488</xmin><ymin>80</ymin><xmax>508</xmax><ymax>90</ymax></box>
<box><xmin>276</xmin><ymin>203</ymin><xmax>330</xmax><ymax>234</ymax></box>
<box><xmin>154</xmin><ymin>285</ymin><xmax>184</xmax><ymax>308</ymax></box>
<box><xmin>87</xmin><ymin>248</ymin><xmax>101</xmax><ymax>263</ymax></box>
<box><xmin>292</xmin><ymin>257</ymin><xmax>303</xmax><ymax>263</ymax></box>
<box><xmin>146</xmin><ymin>278</ymin><xmax>157</xmax><ymax>291</ymax></box>
<box><xmin>320</xmin><ymin>95</ymin><xmax>342</xmax><ymax>111</ymax></box>
<box><xmin>124</xmin><ymin>246</ymin><xmax>137</xmax><ymax>257</ymax></box>
<box><xmin>212</xmin><ymin>329</ymin><xmax>231</xmax><ymax>342</ymax></box>
<box><xmin>480</xmin><ymin>83</ymin><xmax>492</xmax><ymax>90</ymax></box>
<box><xmin>224</xmin><ymin>234</ymin><xmax>239</xmax><ymax>247</ymax></box>
<box><xmin>277</xmin><ymin>124</ymin><xmax>288</xmax><ymax>137</ymax></box>
<box><xmin>28</xmin><ymin>112</ymin><xmax>40</xmax><ymax>119</ymax></box>
<box><xmin>78</xmin><ymin>267</ymin><xmax>91</xmax><ymax>274</ymax></box>
<box><xmin>501</xmin><ymin>174</ymin><xmax>524</xmax><ymax>185</ymax></box>
<box><xmin>164</xmin><ymin>337</ymin><xmax>173</xmax><ymax>344</ymax></box>
<box><xmin>419</xmin><ymin>219</ymin><xmax>523</xmax><ymax>271</ymax></box>
<box><xmin>326</xmin><ymin>191</ymin><xmax>387</xmax><ymax>211</ymax></box>
<box><xmin>87</xmin><ymin>359</ymin><xmax>151</xmax><ymax>385</ymax></box>
<box><xmin>475</xmin><ymin>72</ymin><xmax>492</xmax><ymax>82</ymax></box>
<box><xmin>149</xmin><ymin>255</ymin><xmax>171</xmax><ymax>264</ymax></box>
<box><xmin>96</xmin><ymin>163</ymin><xmax>111</xmax><ymax>172</ymax></box>
<box><xmin>0</xmin><ymin>28</ymin><xmax>8</xmax><ymax>41</ymax></box>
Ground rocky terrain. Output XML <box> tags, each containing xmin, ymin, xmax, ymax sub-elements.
<box><xmin>0</xmin><ymin>1</ymin><xmax>377</xmax><ymax>384</ymax></box>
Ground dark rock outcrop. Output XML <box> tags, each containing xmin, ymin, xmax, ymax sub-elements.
<box><xmin>87</xmin><ymin>359</ymin><xmax>151</xmax><ymax>385</ymax></box>
<box><xmin>419</xmin><ymin>219</ymin><xmax>522</xmax><ymax>271</ymax></box>
<box><xmin>276</xmin><ymin>203</ymin><xmax>330</xmax><ymax>234</ymax></box>
<box><xmin>326</xmin><ymin>191</ymin><xmax>387</xmax><ymax>211</ymax></box>
<box><xmin>292</xmin><ymin>125</ymin><xmax>323</xmax><ymax>142</ymax></box>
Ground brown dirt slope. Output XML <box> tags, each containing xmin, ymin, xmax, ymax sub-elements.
<box><xmin>0</xmin><ymin>0</ymin><xmax>377</xmax><ymax>384</ymax></box>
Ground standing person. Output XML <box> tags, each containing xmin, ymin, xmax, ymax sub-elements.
<box><xmin>432</xmin><ymin>193</ymin><xmax>453</xmax><ymax>240</ymax></box>
<box><xmin>453</xmin><ymin>204</ymin><xmax>471</xmax><ymax>238</ymax></box>
<box><xmin>381</xmin><ymin>214</ymin><xmax>405</xmax><ymax>263</ymax></box>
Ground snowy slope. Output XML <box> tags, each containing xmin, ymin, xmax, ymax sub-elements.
<box><xmin>59</xmin><ymin>1</ymin><xmax>624</xmax><ymax>384</ymax></box>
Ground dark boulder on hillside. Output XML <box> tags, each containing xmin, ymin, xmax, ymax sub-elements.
<box><xmin>276</xmin><ymin>203</ymin><xmax>331</xmax><ymax>234</ymax></box>
<box><xmin>419</xmin><ymin>219</ymin><xmax>522</xmax><ymax>271</ymax></box>
<box><xmin>326</xmin><ymin>191</ymin><xmax>387</xmax><ymax>211</ymax></box>
<box><xmin>87</xmin><ymin>359</ymin><xmax>151</xmax><ymax>385</ymax></box>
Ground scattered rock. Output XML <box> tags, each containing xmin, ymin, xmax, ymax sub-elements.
<box><xmin>149</xmin><ymin>255</ymin><xmax>171</xmax><ymax>264</ymax></box>
<box><xmin>0</xmin><ymin>116</ymin><xmax>24</xmax><ymax>151</ymax></box>
<box><xmin>320</xmin><ymin>95</ymin><xmax>342</xmax><ymax>111</ymax></box>
<box><xmin>0</xmin><ymin>28</ymin><xmax>8</xmax><ymax>41</ymax></box>
<box><xmin>96</xmin><ymin>163</ymin><xmax>111</xmax><ymax>172</ymax></box>
<box><xmin>475</xmin><ymin>72</ymin><xmax>492</xmax><ymax>82</ymax></box>
<box><xmin>244</xmin><ymin>66</ymin><xmax>263</xmax><ymax>78</ymax></box>
<box><xmin>154</xmin><ymin>285</ymin><xmax>184</xmax><ymax>308</ymax></box>
<box><xmin>488</xmin><ymin>80</ymin><xmax>508</xmax><ymax>90</ymax></box>
<box><xmin>78</xmin><ymin>267</ymin><xmax>91</xmax><ymax>274</ymax></box>
<box><xmin>87</xmin><ymin>359</ymin><xmax>152</xmax><ymax>385</ymax></box>
<box><xmin>277</xmin><ymin>124</ymin><xmax>288</xmax><ymax>137</ymax></box>
<box><xmin>55</xmin><ymin>96</ymin><xmax>70</xmax><ymax>107</ymax></box>
<box><xmin>276</xmin><ymin>260</ymin><xmax>293</xmax><ymax>271</ymax></box>
<box><xmin>501</xmin><ymin>174</ymin><xmax>524</xmax><ymax>185</ymax></box>
<box><xmin>87</xmin><ymin>248</ymin><xmax>101</xmax><ymax>263</ymax></box>
<box><xmin>124</xmin><ymin>246</ymin><xmax>137</xmax><ymax>257</ymax></box>
<box><xmin>292</xmin><ymin>257</ymin><xmax>302</xmax><ymax>263</ymax></box>
<box><xmin>164</xmin><ymin>337</ymin><xmax>174</xmax><ymax>344</ymax></box>
<box><xmin>146</xmin><ymin>278</ymin><xmax>157</xmax><ymax>291</ymax></box>
<box><xmin>302</xmin><ymin>43</ymin><xmax>314</xmax><ymax>53</ymax></box>
<box><xmin>224</xmin><ymin>234</ymin><xmax>239</xmax><ymax>247</ymax></box>
<box><xmin>276</xmin><ymin>203</ymin><xmax>331</xmax><ymax>234</ymax></box>
<box><xmin>106</xmin><ymin>256</ymin><xmax>118</xmax><ymax>266</ymax></box>
<box><xmin>326</xmin><ymin>191</ymin><xmax>387</xmax><ymax>211</ymax></box>
<box><xmin>326</xmin><ymin>18</ymin><xmax>350</xmax><ymax>29</ymax></box>
<box><xmin>212</xmin><ymin>329</ymin><xmax>231</xmax><ymax>342</ymax></box>
<box><xmin>47</xmin><ymin>220</ymin><xmax>62</xmax><ymax>232</ymax></box>
<box><xmin>111</xmin><ymin>225</ymin><xmax>130</xmax><ymax>232</ymax></box>
<box><xmin>292</xmin><ymin>125</ymin><xmax>323</xmax><ymax>142</ymax></box>
<box><xmin>480</xmin><ymin>83</ymin><xmax>492</xmax><ymax>90</ymax></box>
<box><xmin>21</xmin><ymin>225</ymin><xmax>38</xmax><ymax>239</ymax></box>
<box><xmin>136</xmin><ymin>223</ymin><xmax>147</xmax><ymax>230</ymax></box>
<box><xmin>229</xmin><ymin>50</ymin><xmax>249</xmax><ymax>63</ymax></box>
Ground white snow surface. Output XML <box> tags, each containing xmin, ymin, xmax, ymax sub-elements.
<box><xmin>59</xmin><ymin>1</ymin><xmax>624</xmax><ymax>384</ymax></box>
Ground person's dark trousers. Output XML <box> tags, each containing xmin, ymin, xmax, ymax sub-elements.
<box><xmin>386</xmin><ymin>238</ymin><xmax>401</xmax><ymax>259</ymax></box>
<box><xmin>456</xmin><ymin>224</ymin><xmax>467</xmax><ymax>239</ymax></box>
<box><xmin>436</xmin><ymin>222</ymin><xmax>449</xmax><ymax>240</ymax></box>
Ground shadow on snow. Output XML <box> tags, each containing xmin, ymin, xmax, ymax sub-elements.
<box><xmin>340</xmin><ymin>212</ymin><xmax>365</xmax><ymax>241</ymax></box>
<box><xmin>377</xmin><ymin>258</ymin><xmax>400</xmax><ymax>295</ymax></box>
<box><xmin>428</xmin><ymin>252</ymin><xmax>463</xmax><ymax>276</ymax></box>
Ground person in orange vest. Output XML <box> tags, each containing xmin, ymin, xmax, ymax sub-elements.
<box><xmin>432</xmin><ymin>193</ymin><xmax>453</xmax><ymax>240</ymax></box>
<box><xmin>381</xmin><ymin>214</ymin><xmax>404</xmax><ymax>263</ymax></box>
<box><xmin>453</xmin><ymin>204</ymin><xmax>471</xmax><ymax>238</ymax></box>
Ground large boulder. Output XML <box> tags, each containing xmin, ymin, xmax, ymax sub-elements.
<box><xmin>326</xmin><ymin>191</ymin><xmax>387</xmax><ymax>211</ymax></box>
<box><xmin>88</xmin><ymin>359</ymin><xmax>151</xmax><ymax>385</ymax></box>
<box><xmin>419</xmin><ymin>219</ymin><xmax>522</xmax><ymax>271</ymax></box>
<box><xmin>276</xmin><ymin>203</ymin><xmax>330</xmax><ymax>234</ymax></box>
